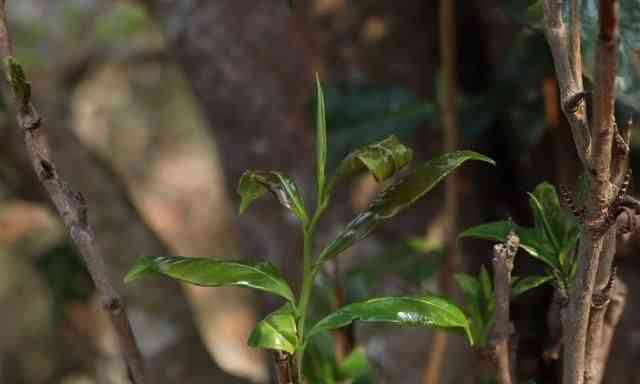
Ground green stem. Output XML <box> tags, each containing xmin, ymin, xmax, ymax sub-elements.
<box><xmin>296</xmin><ymin>203</ymin><xmax>325</xmax><ymax>382</ymax></box>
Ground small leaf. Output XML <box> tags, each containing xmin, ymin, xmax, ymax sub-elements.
<box><xmin>511</xmin><ymin>275</ymin><xmax>552</xmax><ymax>297</ymax></box>
<box><xmin>237</xmin><ymin>170</ymin><xmax>308</xmax><ymax>224</ymax></box>
<box><xmin>326</xmin><ymin>135</ymin><xmax>413</xmax><ymax>199</ymax></box>
<box><xmin>288</xmin><ymin>0</ymin><xmax>295</xmax><ymax>10</ymax></box>
<box><xmin>315</xmin><ymin>74</ymin><xmax>328</xmax><ymax>202</ymax></box>
<box><xmin>337</xmin><ymin>347</ymin><xmax>372</xmax><ymax>383</ymax></box>
<box><xmin>125</xmin><ymin>256</ymin><xmax>295</xmax><ymax>303</ymax></box>
<box><xmin>459</xmin><ymin>220</ymin><xmax>560</xmax><ymax>270</ymax></box>
<box><xmin>317</xmin><ymin>151</ymin><xmax>494</xmax><ymax>265</ymax></box>
<box><xmin>307</xmin><ymin>295</ymin><xmax>473</xmax><ymax>345</ymax></box>
<box><xmin>454</xmin><ymin>273</ymin><xmax>480</xmax><ymax>297</ymax></box>
<box><xmin>479</xmin><ymin>266</ymin><xmax>492</xmax><ymax>302</ymax></box>
<box><xmin>528</xmin><ymin>190</ymin><xmax>560</xmax><ymax>250</ymax></box>
<box><xmin>248</xmin><ymin>304</ymin><xmax>298</xmax><ymax>354</ymax></box>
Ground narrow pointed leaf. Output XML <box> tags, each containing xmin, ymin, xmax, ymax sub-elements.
<box><xmin>511</xmin><ymin>275</ymin><xmax>552</xmax><ymax>297</ymax></box>
<box><xmin>307</xmin><ymin>295</ymin><xmax>473</xmax><ymax>345</ymax></box>
<box><xmin>479</xmin><ymin>266</ymin><xmax>492</xmax><ymax>302</ymax></box>
<box><xmin>315</xmin><ymin>74</ymin><xmax>328</xmax><ymax>201</ymax></box>
<box><xmin>317</xmin><ymin>151</ymin><xmax>494</xmax><ymax>265</ymax></box>
<box><xmin>125</xmin><ymin>256</ymin><xmax>295</xmax><ymax>303</ymax></box>
<box><xmin>237</xmin><ymin>170</ymin><xmax>308</xmax><ymax>224</ymax></box>
<box><xmin>459</xmin><ymin>220</ymin><xmax>560</xmax><ymax>270</ymax></box>
<box><xmin>528</xmin><ymin>191</ymin><xmax>560</xmax><ymax>250</ymax></box>
<box><xmin>248</xmin><ymin>304</ymin><xmax>298</xmax><ymax>354</ymax></box>
<box><xmin>325</xmin><ymin>135</ymin><xmax>413</xmax><ymax>199</ymax></box>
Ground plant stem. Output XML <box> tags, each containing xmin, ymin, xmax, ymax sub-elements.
<box><xmin>296</xmin><ymin>206</ymin><xmax>324</xmax><ymax>382</ymax></box>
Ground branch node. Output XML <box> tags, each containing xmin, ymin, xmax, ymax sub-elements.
<box><xmin>39</xmin><ymin>159</ymin><xmax>55</xmax><ymax>180</ymax></box>
<box><xmin>565</xmin><ymin>90</ymin><xmax>590</xmax><ymax>113</ymax></box>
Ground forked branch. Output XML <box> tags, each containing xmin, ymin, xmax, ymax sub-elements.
<box><xmin>0</xmin><ymin>4</ymin><xmax>146</xmax><ymax>383</ymax></box>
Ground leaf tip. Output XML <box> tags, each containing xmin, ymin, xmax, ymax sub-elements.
<box><xmin>124</xmin><ymin>256</ymin><xmax>154</xmax><ymax>283</ymax></box>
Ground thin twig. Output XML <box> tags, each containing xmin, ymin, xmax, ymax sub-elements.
<box><xmin>490</xmin><ymin>232</ymin><xmax>519</xmax><ymax>384</ymax></box>
<box><xmin>0</xmin><ymin>5</ymin><xmax>146</xmax><ymax>383</ymax></box>
<box><xmin>273</xmin><ymin>351</ymin><xmax>297</xmax><ymax>384</ymax></box>
<box><xmin>423</xmin><ymin>1</ymin><xmax>458</xmax><ymax>382</ymax></box>
<box><xmin>570</xmin><ymin>0</ymin><xmax>583</xmax><ymax>89</ymax></box>
<box><xmin>543</xmin><ymin>0</ymin><xmax>591</xmax><ymax>167</ymax></box>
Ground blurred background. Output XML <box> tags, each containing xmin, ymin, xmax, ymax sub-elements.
<box><xmin>0</xmin><ymin>1</ymin><xmax>639</xmax><ymax>383</ymax></box>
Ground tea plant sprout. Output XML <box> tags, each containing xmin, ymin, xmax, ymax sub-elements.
<box><xmin>125</xmin><ymin>75</ymin><xmax>494</xmax><ymax>383</ymax></box>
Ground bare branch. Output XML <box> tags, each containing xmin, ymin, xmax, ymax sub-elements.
<box><xmin>543</xmin><ymin>0</ymin><xmax>592</xmax><ymax>167</ymax></box>
<box><xmin>273</xmin><ymin>351</ymin><xmax>297</xmax><ymax>384</ymax></box>
<box><xmin>0</xmin><ymin>5</ymin><xmax>146</xmax><ymax>384</ymax></box>
<box><xmin>570</xmin><ymin>0</ymin><xmax>583</xmax><ymax>89</ymax></box>
<box><xmin>490</xmin><ymin>232</ymin><xmax>519</xmax><ymax>384</ymax></box>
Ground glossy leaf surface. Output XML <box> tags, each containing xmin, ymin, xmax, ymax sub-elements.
<box><xmin>307</xmin><ymin>295</ymin><xmax>473</xmax><ymax>344</ymax></box>
<box><xmin>237</xmin><ymin>170</ymin><xmax>308</xmax><ymax>224</ymax></box>
<box><xmin>511</xmin><ymin>275</ymin><xmax>552</xmax><ymax>297</ymax></box>
<box><xmin>318</xmin><ymin>151</ymin><xmax>494</xmax><ymax>265</ymax></box>
<box><xmin>326</xmin><ymin>135</ymin><xmax>413</xmax><ymax>198</ymax></box>
<box><xmin>248</xmin><ymin>304</ymin><xmax>297</xmax><ymax>354</ymax></box>
<box><xmin>125</xmin><ymin>256</ymin><xmax>295</xmax><ymax>303</ymax></box>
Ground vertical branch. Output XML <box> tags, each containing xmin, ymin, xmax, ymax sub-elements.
<box><xmin>544</xmin><ymin>0</ymin><xmax>621</xmax><ymax>383</ymax></box>
<box><xmin>570</xmin><ymin>0</ymin><xmax>583</xmax><ymax>89</ymax></box>
<box><xmin>543</xmin><ymin>0</ymin><xmax>591</xmax><ymax>167</ymax></box>
<box><xmin>423</xmin><ymin>0</ymin><xmax>458</xmax><ymax>382</ymax></box>
<box><xmin>273</xmin><ymin>351</ymin><xmax>297</xmax><ymax>384</ymax></box>
<box><xmin>0</xmin><ymin>5</ymin><xmax>146</xmax><ymax>384</ymax></box>
<box><xmin>490</xmin><ymin>232</ymin><xmax>519</xmax><ymax>384</ymax></box>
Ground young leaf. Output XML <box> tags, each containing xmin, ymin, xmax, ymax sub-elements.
<box><xmin>315</xmin><ymin>74</ymin><xmax>328</xmax><ymax>201</ymax></box>
<box><xmin>479</xmin><ymin>266</ymin><xmax>492</xmax><ymax>302</ymax></box>
<box><xmin>237</xmin><ymin>170</ymin><xmax>309</xmax><ymax>224</ymax></box>
<box><xmin>337</xmin><ymin>347</ymin><xmax>373</xmax><ymax>383</ymax></box>
<box><xmin>459</xmin><ymin>220</ymin><xmax>560</xmax><ymax>271</ymax></box>
<box><xmin>528</xmin><ymin>190</ymin><xmax>561</xmax><ymax>251</ymax></box>
<box><xmin>248</xmin><ymin>304</ymin><xmax>298</xmax><ymax>354</ymax></box>
<box><xmin>125</xmin><ymin>256</ymin><xmax>295</xmax><ymax>303</ymax></box>
<box><xmin>317</xmin><ymin>151</ymin><xmax>494</xmax><ymax>265</ymax></box>
<box><xmin>511</xmin><ymin>275</ymin><xmax>552</xmax><ymax>297</ymax></box>
<box><xmin>307</xmin><ymin>295</ymin><xmax>473</xmax><ymax>345</ymax></box>
<box><xmin>454</xmin><ymin>273</ymin><xmax>480</xmax><ymax>297</ymax></box>
<box><xmin>325</xmin><ymin>135</ymin><xmax>413</xmax><ymax>199</ymax></box>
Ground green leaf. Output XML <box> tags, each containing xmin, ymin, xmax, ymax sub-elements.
<box><xmin>302</xmin><ymin>332</ymin><xmax>338</xmax><ymax>384</ymax></box>
<box><xmin>248</xmin><ymin>304</ymin><xmax>298</xmax><ymax>354</ymax></box>
<box><xmin>318</xmin><ymin>151</ymin><xmax>494</xmax><ymax>265</ymax></box>
<box><xmin>511</xmin><ymin>275</ymin><xmax>552</xmax><ymax>297</ymax></box>
<box><xmin>459</xmin><ymin>220</ymin><xmax>560</xmax><ymax>270</ymax></box>
<box><xmin>315</xmin><ymin>74</ymin><xmax>328</xmax><ymax>202</ymax></box>
<box><xmin>454</xmin><ymin>273</ymin><xmax>480</xmax><ymax>297</ymax></box>
<box><xmin>337</xmin><ymin>347</ymin><xmax>373</xmax><ymax>384</ymax></box>
<box><xmin>316</xmin><ymin>83</ymin><xmax>433</xmax><ymax>168</ymax></box>
<box><xmin>326</xmin><ymin>135</ymin><xmax>413</xmax><ymax>198</ymax></box>
<box><xmin>288</xmin><ymin>0</ymin><xmax>295</xmax><ymax>10</ymax></box>
<box><xmin>479</xmin><ymin>266</ymin><xmax>493</xmax><ymax>302</ymax></box>
<box><xmin>528</xmin><ymin>187</ymin><xmax>561</xmax><ymax>250</ymax></box>
<box><xmin>125</xmin><ymin>256</ymin><xmax>295</xmax><ymax>303</ymax></box>
<box><xmin>307</xmin><ymin>295</ymin><xmax>473</xmax><ymax>345</ymax></box>
<box><xmin>237</xmin><ymin>170</ymin><xmax>308</xmax><ymax>224</ymax></box>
